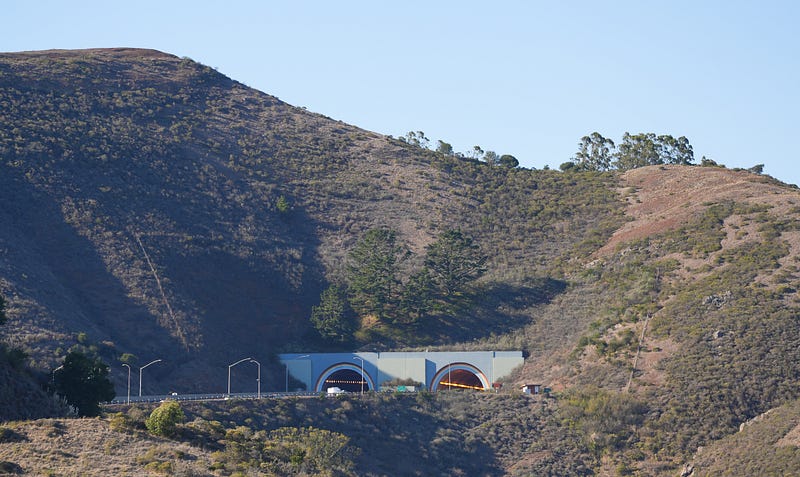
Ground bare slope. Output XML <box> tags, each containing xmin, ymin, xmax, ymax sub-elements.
<box><xmin>601</xmin><ymin>164</ymin><xmax>800</xmax><ymax>256</ymax></box>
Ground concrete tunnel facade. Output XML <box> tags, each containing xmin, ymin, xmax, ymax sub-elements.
<box><xmin>279</xmin><ymin>351</ymin><xmax>523</xmax><ymax>392</ymax></box>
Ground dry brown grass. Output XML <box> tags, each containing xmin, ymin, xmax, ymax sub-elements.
<box><xmin>597</xmin><ymin>165</ymin><xmax>799</xmax><ymax>256</ymax></box>
<box><xmin>632</xmin><ymin>336</ymin><xmax>678</xmax><ymax>389</ymax></box>
<box><xmin>0</xmin><ymin>417</ymin><xmax>214</xmax><ymax>476</ymax></box>
<box><xmin>776</xmin><ymin>423</ymin><xmax>800</xmax><ymax>447</ymax></box>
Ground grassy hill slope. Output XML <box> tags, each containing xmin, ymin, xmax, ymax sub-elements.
<box><xmin>0</xmin><ymin>48</ymin><xmax>622</xmax><ymax>392</ymax></box>
<box><xmin>514</xmin><ymin>164</ymin><xmax>800</xmax><ymax>473</ymax></box>
<box><xmin>1</xmin><ymin>394</ymin><xmax>589</xmax><ymax>477</ymax></box>
<box><xmin>1</xmin><ymin>48</ymin><xmax>800</xmax><ymax>475</ymax></box>
<box><xmin>688</xmin><ymin>397</ymin><xmax>800</xmax><ymax>475</ymax></box>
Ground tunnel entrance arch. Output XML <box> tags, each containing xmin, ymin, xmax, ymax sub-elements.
<box><xmin>431</xmin><ymin>363</ymin><xmax>489</xmax><ymax>391</ymax></box>
<box><xmin>315</xmin><ymin>363</ymin><xmax>375</xmax><ymax>393</ymax></box>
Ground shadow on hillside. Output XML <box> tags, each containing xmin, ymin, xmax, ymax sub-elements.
<box><xmin>406</xmin><ymin>278</ymin><xmax>569</xmax><ymax>346</ymax></box>
<box><xmin>1</xmin><ymin>150</ymin><xmax>330</xmax><ymax>395</ymax></box>
<box><xmin>0</xmin><ymin>164</ymin><xmax>188</xmax><ymax>396</ymax></box>
<box><xmin>151</xmin><ymin>198</ymin><xmax>327</xmax><ymax>393</ymax></box>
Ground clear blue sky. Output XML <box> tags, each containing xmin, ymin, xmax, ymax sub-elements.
<box><xmin>6</xmin><ymin>1</ymin><xmax>799</xmax><ymax>185</ymax></box>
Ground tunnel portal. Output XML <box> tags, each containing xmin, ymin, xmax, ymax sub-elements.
<box><xmin>322</xmin><ymin>368</ymin><xmax>370</xmax><ymax>393</ymax></box>
<box><xmin>431</xmin><ymin>363</ymin><xmax>489</xmax><ymax>391</ymax></box>
<box><xmin>437</xmin><ymin>368</ymin><xmax>484</xmax><ymax>391</ymax></box>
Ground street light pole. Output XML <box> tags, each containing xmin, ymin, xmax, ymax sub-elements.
<box><xmin>353</xmin><ymin>356</ymin><xmax>365</xmax><ymax>395</ymax></box>
<box><xmin>285</xmin><ymin>355</ymin><xmax>310</xmax><ymax>393</ymax></box>
<box><xmin>122</xmin><ymin>363</ymin><xmax>131</xmax><ymax>404</ymax></box>
<box><xmin>249</xmin><ymin>358</ymin><xmax>261</xmax><ymax>399</ymax></box>
<box><xmin>448</xmin><ymin>363</ymin><xmax>452</xmax><ymax>391</ymax></box>
<box><xmin>227</xmin><ymin>357</ymin><xmax>252</xmax><ymax>396</ymax></box>
<box><xmin>139</xmin><ymin>359</ymin><xmax>162</xmax><ymax>397</ymax></box>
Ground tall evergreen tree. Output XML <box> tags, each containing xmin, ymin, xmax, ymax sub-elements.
<box><xmin>498</xmin><ymin>154</ymin><xmax>519</xmax><ymax>168</ymax></box>
<box><xmin>425</xmin><ymin>230</ymin><xmax>487</xmax><ymax>296</ymax></box>
<box><xmin>345</xmin><ymin>227</ymin><xmax>406</xmax><ymax>318</ymax></box>
<box><xmin>310</xmin><ymin>285</ymin><xmax>355</xmax><ymax>342</ymax></box>
<box><xmin>399</xmin><ymin>267</ymin><xmax>436</xmax><ymax>323</ymax></box>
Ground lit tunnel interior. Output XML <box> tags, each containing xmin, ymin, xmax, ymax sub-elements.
<box><xmin>436</xmin><ymin>368</ymin><xmax>485</xmax><ymax>391</ymax></box>
<box><xmin>432</xmin><ymin>363</ymin><xmax>489</xmax><ymax>391</ymax></box>
<box><xmin>322</xmin><ymin>368</ymin><xmax>370</xmax><ymax>393</ymax></box>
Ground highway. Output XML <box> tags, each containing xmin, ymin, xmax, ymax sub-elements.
<box><xmin>106</xmin><ymin>391</ymin><xmax>319</xmax><ymax>405</ymax></box>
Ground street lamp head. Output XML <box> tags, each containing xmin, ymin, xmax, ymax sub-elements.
<box><xmin>228</xmin><ymin>357</ymin><xmax>255</xmax><ymax>396</ymax></box>
<box><xmin>247</xmin><ymin>359</ymin><xmax>261</xmax><ymax>399</ymax></box>
<box><xmin>229</xmin><ymin>357</ymin><xmax>253</xmax><ymax>368</ymax></box>
<box><xmin>141</xmin><ymin>359</ymin><xmax>162</xmax><ymax>370</ymax></box>
<box><xmin>138</xmin><ymin>359</ymin><xmax>162</xmax><ymax>397</ymax></box>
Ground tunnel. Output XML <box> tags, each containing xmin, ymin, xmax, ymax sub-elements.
<box><xmin>431</xmin><ymin>363</ymin><xmax>489</xmax><ymax>391</ymax></box>
<box><xmin>315</xmin><ymin>363</ymin><xmax>373</xmax><ymax>393</ymax></box>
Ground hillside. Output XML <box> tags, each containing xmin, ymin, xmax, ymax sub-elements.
<box><xmin>517</xmin><ymin>164</ymin><xmax>800</xmax><ymax>473</ymax></box>
<box><xmin>1</xmin><ymin>48</ymin><xmax>800</xmax><ymax>475</ymax></box>
<box><xmin>687</xmin><ymin>396</ymin><xmax>800</xmax><ymax>475</ymax></box>
<box><xmin>0</xmin><ymin>48</ymin><xmax>621</xmax><ymax>391</ymax></box>
<box><xmin>1</xmin><ymin>394</ymin><xmax>589</xmax><ymax>476</ymax></box>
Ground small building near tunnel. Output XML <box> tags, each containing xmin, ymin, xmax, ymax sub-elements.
<box><xmin>279</xmin><ymin>351</ymin><xmax>523</xmax><ymax>393</ymax></box>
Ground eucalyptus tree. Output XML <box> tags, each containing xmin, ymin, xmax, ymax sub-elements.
<box><xmin>436</xmin><ymin>140</ymin><xmax>454</xmax><ymax>156</ymax></box>
<box><xmin>401</xmin><ymin>131</ymin><xmax>430</xmax><ymax>149</ymax></box>
<box><xmin>656</xmin><ymin>134</ymin><xmax>694</xmax><ymax>165</ymax></box>
<box><xmin>615</xmin><ymin>132</ymin><xmax>694</xmax><ymax>170</ymax></box>
<box><xmin>615</xmin><ymin>132</ymin><xmax>661</xmax><ymax>170</ymax></box>
<box><xmin>573</xmin><ymin>132</ymin><xmax>616</xmax><ymax>171</ymax></box>
<box><xmin>483</xmin><ymin>150</ymin><xmax>500</xmax><ymax>165</ymax></box>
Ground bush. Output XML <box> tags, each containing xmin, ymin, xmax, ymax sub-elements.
<box><xmin>108</xmin><ymin>412</ymin><xmax>136</xmax><ymax>433</ymax></box>
<box><xmin>145</xmin><ymin>401</ymin><xmax>185</xmax><ymax>438</ymax></box>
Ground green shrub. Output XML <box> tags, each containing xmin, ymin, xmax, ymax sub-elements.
<box><xmin>108</xmin><ymin>412</ymin><xmax>134</xmax><ymax>433</ymax></box>
<box><xmin>145</xmin><ymin>401</ymin><xmax>185</xmax><ymax>438</ymax></box>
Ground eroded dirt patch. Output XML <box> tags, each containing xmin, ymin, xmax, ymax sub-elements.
<box><xmin>597</xmin><ymin>165</ymin><xmax>798</xmax><ymax>256</ymax></box>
